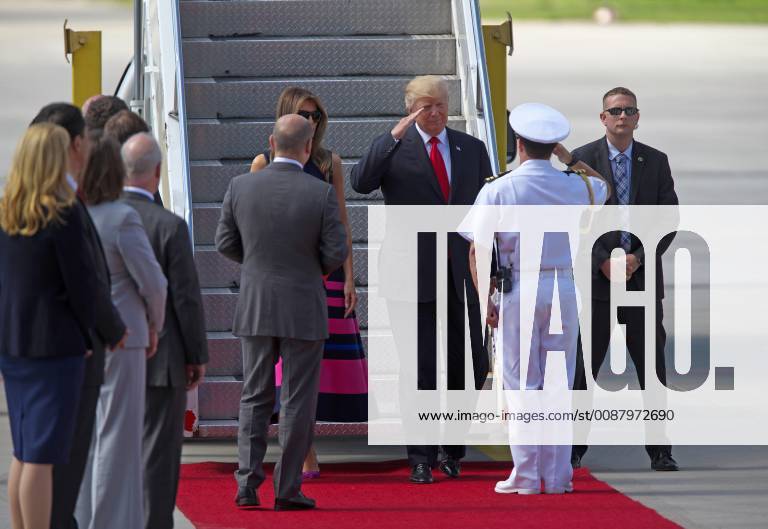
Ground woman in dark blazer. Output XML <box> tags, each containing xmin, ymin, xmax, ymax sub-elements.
<box><xmin>0</xmin><ymin>123</ymin><xmax>97</xmax><ymax>529</ymax></box>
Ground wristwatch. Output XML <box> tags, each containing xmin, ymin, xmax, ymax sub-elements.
<box><xmin>566</xmin><ymin>154</ymin><xmax>580</xmax><ymax>167</ymax></box>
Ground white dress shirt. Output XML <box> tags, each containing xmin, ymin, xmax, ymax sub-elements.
<box><xmin>123</xmin><ymin>186</ymin><xmax>155</xmax><ymax>201</ymax></box>
<box><xmin>415</xmin><ymin>124</ymin><xmax>452</xmax><ymax>184</ymax></box>
<box><xmin>272</xmin><ymin>156</ymin><xmax>304</xmax><ymax>170</ymax></box>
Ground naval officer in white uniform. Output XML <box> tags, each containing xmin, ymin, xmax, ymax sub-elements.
<box><xmin>465</xmin><ymin>103</ymin><xmax>610</xmax><ymax>494</ymax></box>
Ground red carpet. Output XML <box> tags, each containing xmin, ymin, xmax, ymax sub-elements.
<box><xmin>177</xmin><ymin>461</ymin><xmax>683</xmax><ymax>529</ymax></box>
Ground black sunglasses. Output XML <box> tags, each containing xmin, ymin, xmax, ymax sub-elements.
<box><xmin>604</xmin><ymin>106</ymin><xmax>639</xmax><ymax>116</ymax></box>
<box><xmin>297</xmin><ymin>110</ymin><xmax>323</xmax><ymax>122</ymax></box>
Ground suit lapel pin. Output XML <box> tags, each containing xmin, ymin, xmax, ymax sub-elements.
<box><xmin>455</xmin><ymin>145</ymin><xmax>461</xmax><ymax>151</ymax></box>
<box><xmin>637</xmin><ymin>156</ymin><xmax>644</xmax><ymax>162</ymax></box>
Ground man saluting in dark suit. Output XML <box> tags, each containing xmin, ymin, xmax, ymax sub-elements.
<box><xmin>351</xmin><ymin>76</ymin><xmax>493</xmax><ymax>484</ymax></box>
<box><xmin>570</xmin><ymin>86</ymin><xmax>679</xmax><ymax>472</ymax></box>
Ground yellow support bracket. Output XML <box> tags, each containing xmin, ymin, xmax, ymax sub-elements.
<box><xmin>64</xmin><ymin>20</ymin><xmax>102</xmax><ymax>109</ymax></box>
<box><xmin>483</xmin><ymin>13</ymin><xmax>513</xmax><ymax>171</ymax></box>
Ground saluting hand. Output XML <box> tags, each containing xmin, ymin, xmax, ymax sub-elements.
<box><xmin>552</xmin><ymin>143</ymin><xmax>572</xmax><ymax>165</ymax></box>
<box><xmin>391</xmin><ymin>107</ymin><xmax>424</xmax><ymax>141</ymax></box>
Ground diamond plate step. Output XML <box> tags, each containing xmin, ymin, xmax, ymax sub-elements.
<box><xmin>199</xmin><ymin>376</ymin><xmax>393</xmax><ymax>423</ymax></box>
<box><xmin>198</xmin><ymin>376</ymin><xmax>242</xmax><ymax>420</ymax></box>
<box><xmin>205</xmin><ymin>330</ymin><xmax>393</xmax><ymax>377</ymax></box>
<box><xmin>196</xmin><ymin>420</ymin><xmax>367</xmax><ymax>439</ymax></box>
<box><xmin>188</xmin><ymin>116</ymin><xmax>465</xmax><ymax>161</ymax></box>
<box><xmin>185</xmin><ymin>76</ymin><xmax>461</xmax><ymax>119</ymax></box>
<box><xmin>182</xmin><ymin>35</ymin><xmax>456</xmax><ymax>79</ymax></box>
<box><xmin>180</xmin><ymin>0</ymin><xmax>451</xmax><ymax>39</ymax></box>
<box><xmin>202</xmin><ymin>287</ymin><xmax>377</xmax><ymax>332</ymax></box>
<box><xmin>193</xmin><ymin>202</ymin><xmax>376</xmax><ymax>246</ymax></box>
<box><xmin>195</xmin><ymin>244</ymin><xmax>373</xmax><ymax>288</ymax></box>
<box><xmin>190</xmin><ymin>159</ymin><xmax>383</xmax><ymax>203</ymax></box>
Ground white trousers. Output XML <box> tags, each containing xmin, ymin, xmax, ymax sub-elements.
<box><xmin>76</xmin><ymin>346</ymin><xmax>145</xmax><ymax>529</ymax></box>
<box><xmin>501</xmin><ymin>271</ymin><xmax>578</xmax><ymax>491</ymax></box>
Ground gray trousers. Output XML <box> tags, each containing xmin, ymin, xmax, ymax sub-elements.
<box><xmin>143</xmin><ymin>386</ymin><xmax>186</xmax><ymax>529</ymax></box>
<box><xmin>235</xmin><ymin>335</ymin><xmax>323</xmax><ymax>500</ymax></box>
<box><xmin>76</xmin><ymin>346</ymin><xmax>145</xmax><ymax>529</ymax></box>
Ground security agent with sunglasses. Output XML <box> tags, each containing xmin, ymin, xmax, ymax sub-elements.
<box><xmin>569</xmin><ymin>86</ymin><xmax>680</xmax><ymax>472</ymax></box>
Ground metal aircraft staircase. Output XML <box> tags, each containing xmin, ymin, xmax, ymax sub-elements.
<box><xmin>140</xmin><ymin>0</ymin><xmax>499</xmax><ymax>437</ymax></box>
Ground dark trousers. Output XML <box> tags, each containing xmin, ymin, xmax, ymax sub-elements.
<box><xmin>572</xmin><ymin>298</ymin><xmax>671</xmax><ymax>460</ymax></box>
<box><xmin>143</xmin><ymin>386</ymin><xmax>187</xmax><ymax>529</ymax></box>
<box><xmin>51</xmin><ymin>385</ymin><xmax>100</xmax><ymax>529</ymax></box>
<box><xmin>388</xmin><ymin>265</ymin><xmax>489</xmax><ymax>467</ymax></box>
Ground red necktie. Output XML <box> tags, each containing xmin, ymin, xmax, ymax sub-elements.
<box><xmin>429</xmin><ymin>137</ymin><xmax>450</xmax><ymax>202</ymax></box>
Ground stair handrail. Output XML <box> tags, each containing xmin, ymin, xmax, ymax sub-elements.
<box><xmin>452</xmin><ymin>0</ymin><xmax>501</xmax><ymax>175</ymax></box>
<box><xmin>143</xmin><ymin>0</ymin><xmax>194</xmax><ymax>241</ymax></box>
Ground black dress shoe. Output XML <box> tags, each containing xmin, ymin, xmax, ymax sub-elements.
<box><xmin>571</xmin><ymin>453</ymin><xmax>582</xmax><ymax>469</ymax></box>
<box><xmin>409</xmin><ymin>463</ymin><xmax>434</xmax><ymax>484</ymax></box>
<box><xmin>439</xmin><ymin>457</ymin><xmax>461</xmax><ymax>478</ymax></box>
<box><xmin>234</xmin><ymin>486</ymin><xmax>260</xmax><ymax>507</ymax></box>
<box><xmin>651</xmin><ymin>452</ymin><xmax>679</xmax><ymax>471</ymax></box>
<box><xmin>274</xmin><ymin>491</ymin><xmax>316</xmax><ymax>511</ymax></box>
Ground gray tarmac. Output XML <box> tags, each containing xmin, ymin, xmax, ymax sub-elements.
<box><xmin>1</xmin><ymin>2</ymin><xmax>767</xmax><ymax>528</ymax></box>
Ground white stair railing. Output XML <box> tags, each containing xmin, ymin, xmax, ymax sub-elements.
<box><xmin>452</xmin><ymin>0</ymin><xmax>500</xmax><ymax>175</ymax></box>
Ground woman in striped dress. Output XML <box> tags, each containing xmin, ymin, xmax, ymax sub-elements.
<box><xmin>250</xmin><ymin>87</ymin><xmax>367</xmax><ymax>477</ymax></box>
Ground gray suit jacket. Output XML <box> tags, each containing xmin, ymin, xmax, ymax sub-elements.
<box><xmin>215</xmin><ymin>161</ymin><xmax>347</xmax><ymax>341</ymax></box>
<box><xmin>121</xmin><ymin>191</ymin><xmax>209</xmax><ymax>388</ymax></box>
<box><xmin>87</xmin><ymin>201</ymin><xmax>168</xmax><ymax>348</ymax></box>
<box><xmin>77</xmin><ymin>198</ymin><xmax>127</xmax><ymax>387</ymax></box>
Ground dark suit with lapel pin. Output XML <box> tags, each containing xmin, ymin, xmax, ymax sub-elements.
<box><xmin>571</xmin><ymin>137</ymin><xmax>678</xmax><ymax>463</ymax></box>
<box><xmin>352</xmin><ymin>124</ymin><xmax>492</xmax><ymax>470</ymax></box>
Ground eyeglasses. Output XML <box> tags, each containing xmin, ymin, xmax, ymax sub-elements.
<box><xmin>604</xmin><ymin>106</ymin><xmax>639</xmax><ymax>116</ymax></box>
<box><xmin>297</xmin><ymin>110</ymin><xmax>323</xmax><ymax>122</ymax></box>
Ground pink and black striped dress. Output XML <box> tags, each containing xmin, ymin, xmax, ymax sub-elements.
<box><xmin>272</xmin><ymin>154</ymin><xmax>368</xmax><ymax>422</ymax></box>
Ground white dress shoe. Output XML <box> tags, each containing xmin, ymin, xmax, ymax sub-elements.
<box><xmin>494</xmin><ymin>480</ymin><xmax>540</xmax><ymax>495</ymax></box>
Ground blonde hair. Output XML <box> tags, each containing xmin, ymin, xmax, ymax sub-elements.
<box><xmin>0</xmin><ymin>123</ymin><xmax>74</xmax><ymax>236</ymax></box>
<box><xmin>404</xmin><ymin>75</ymin><xmax>449</xmax><ymax>112</ymax></box>
<box><xmin>273</xmin><ymin>86</ymin><xmax>332</xmax><ymax>179</ymax></box>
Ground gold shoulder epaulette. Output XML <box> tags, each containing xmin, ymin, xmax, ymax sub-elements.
<box><xmin>485</xmin><ymin>169</ymin><xmax>512</xmax><ymax>183</ymax></box>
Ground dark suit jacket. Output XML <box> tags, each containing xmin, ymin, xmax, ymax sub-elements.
<box><xmin>78</xmin><ymin>197</ymin><xmax>126</xmax><ymax>387</ymax></box>
<box><xmin>0</xmin><ymin>204</ymin><xmax>97</xmax><ymax>358</ymax></box>
<box><xmin>215</xmin><ymin>162</ymin><xmax>348</xmax><ymax>341</ymax></box>
<box><xmin>571</xmin><ymin>137</ymin><xmax>678</xmax><ymax>301</ymax></box>
<box><xmin>121</xmin><ymin>190</ymin><xmax>208</xmax><ymax>387</ymax></box>
<box><xmin>350</xmin><ymin>125</ymin><xmax>493</xmax><ymax>304</ymax></box>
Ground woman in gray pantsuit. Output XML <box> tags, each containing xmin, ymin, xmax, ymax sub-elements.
<box><xmin>74</xmin><ymin>136</ymin><xmax>167</xmax><ymax>529</ymax></box>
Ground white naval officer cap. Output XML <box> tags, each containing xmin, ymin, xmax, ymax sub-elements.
<box><xmin>508</xmin><ymin>102</ymin><xmax>570</xmax><ymax>143</ymax></box>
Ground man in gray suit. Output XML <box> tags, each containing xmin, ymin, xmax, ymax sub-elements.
<box><xmin>216</xmin><ymin>115</ymin><xmax>347</xmax><ymax>511</ymax></box>
<box><xmin>119</xmin><ymin>133</ymin><xmax>209</xmax><ymax>529</ymax></box>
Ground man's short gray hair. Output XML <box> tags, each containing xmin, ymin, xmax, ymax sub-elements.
<box><xmin>121</xmin><ymin>132</ymin><xmax>162</xmax><ymax>180</ymax></box>
<box><xmin>272</xmin><ymin>115</ymin><xmax>313</xmax><ymax>154</ymax></box>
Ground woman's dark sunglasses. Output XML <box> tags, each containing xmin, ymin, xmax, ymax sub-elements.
<box><xmin>297</xmin><ymin>110</ymin><xmax>323</xmax><ymax>122</ymax></box>
<box><xmin>604</xmin><ymin>106</ymin><xmax>639</xmax><ymax>116</ymax></box>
